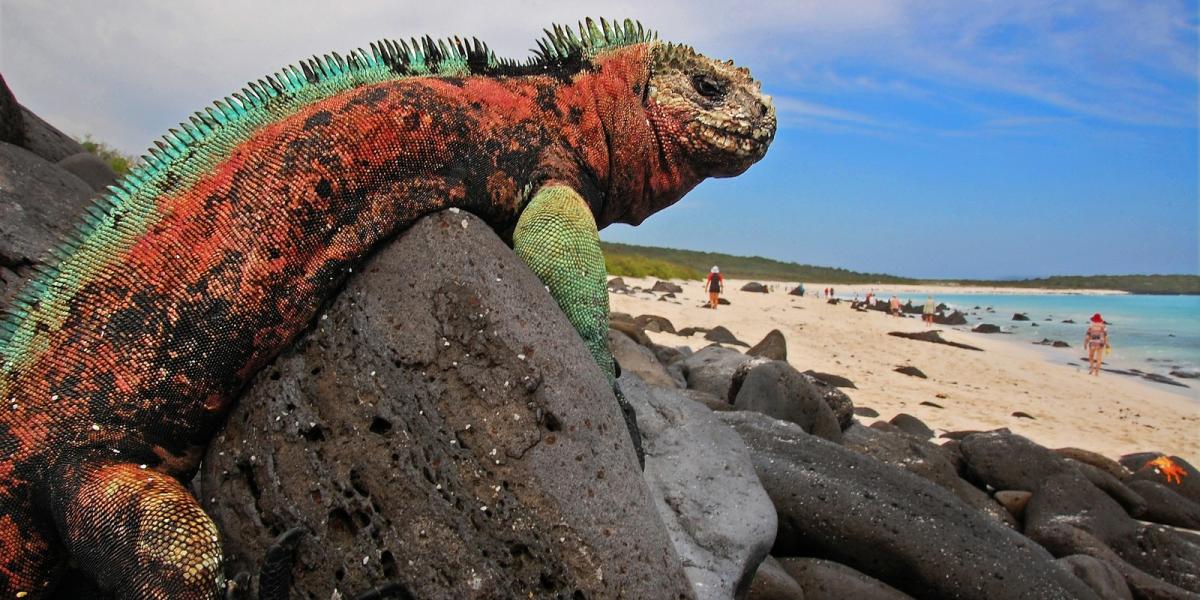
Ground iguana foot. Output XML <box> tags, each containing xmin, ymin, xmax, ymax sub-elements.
<box><xmin>613</xmin><ymin>379</ymin><xmax>645</xmax><ymax>470</ymax></box>
<box><xmin>257</xmin><ymin>527</ymin><xmax>306</xmax><ymax>600</ymax></box>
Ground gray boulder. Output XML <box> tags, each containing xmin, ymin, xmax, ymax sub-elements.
<box><xmin>17</xmin><ymin>106</ymin><xmax>85</xmax><ymax>163</ymax></box>
<box><xmin>741</xmin><ymin>282</ymin><xmax>768</xmax><ymax>293</ymax></box>
<box><xmin>622</xmin><ymin>373</ymin><xmax>776</xmax><ymax>600</ymax></box>
<box><xmin>1125</xmin><ymin>479</ymin><xmax>1200</xmax><ymax>530</ymax></box>
<box><xmin>776</xmin><ymin>558</ymin><xmax>913</xmax><ymax>600</ymax></box>
<box><xmin>841</xmin><ymin>424</ymin><xmax>1015</xmax><ymax>527</ymax></box>
<box><xmin>717</xmin><ymin>411</ymin><xmax>1098</xmax><ymax>599</ymax></box>
<box><xmin>747</xmin><ymin>556</ymin><xmax>805</xmax><ymax>600</ymax></box>
<box><xmin>706</xmin><ymin>325</ymin><xmax>749</xmax><ymax>346</ymax></box>
<box><xmin>1056</xmin><ymin>555</ymin><xmax>1132</xmax><ymax>600</ymax></box>
<box><xmin>635</xmin><ymin>313</ymin><xmax>677</xmax><ymax>333</ymax></box>
<box><xmin>681</xmin><ymin>345</ymin><xmax>758</xmax><ymax>400</ymax></box>
<box><xmin>202</xmin><ymin>211</ymin><xmax>692</xmax><ymax>599</ymax></box>
<box><xmin>801</xmin><ymin>374</ymin><xmax>854</xmax><ymax>431</ymax></box>
<box><xmin>0</xmin><ymin>73</ymin><xmax>23</xmax><ymax>145</ymax></box>
<box><xmin>1024</xmin><ymin>472</ymin><xmax>1200</xmax><ymax>596</ymax></box>
<box><xmin>651</xmin><ymin>280</ymin><xmax>684</xmax><ymax>294</ymax></box>
<box><xmin>746</xmin><ymin>329</ymin><xmax>787</xmax><ymax>361</ymax></box>
<box><xmin>57</xmin><ymin>151</ymin><xmax>117</xmax><ymax>192</ymax></box>
<box><xmin>888</xmin><ymin>413</ymin><xmax>934</xmax><ymax>439</ymax></box>
<box><xmin>960</xmin><ymin>432</ymin><xmax>1145</xmax><ymax>517</ymax></box>
<box><xmin>609</xmin><ymin>329</ymin><xmax>683</xmax><ymax>389</ymax></box>
<box><xmin>731</xmin><ymin>360</ymin><xmax>842</xmax><ymax>443</ymax></box>
<box><xmin>0</xmin><ymin>141</ymin><xmax>94</xmax><ymax>305</ymax></box>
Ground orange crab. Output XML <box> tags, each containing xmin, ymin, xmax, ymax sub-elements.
<box><xmin>1145</xmin><ymin>455</ymin><xmax>1188</xmax><ymax>485</ymax></box>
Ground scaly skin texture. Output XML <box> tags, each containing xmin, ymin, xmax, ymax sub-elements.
<box><xmin>0</xmin><ymin>19</ymin><xmax>774</xmax><ymax>599</ymax></box>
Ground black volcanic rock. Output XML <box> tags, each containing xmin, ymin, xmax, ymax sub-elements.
<box><xmin>634</xmin><ymin>313</ymin><xmax>676</xmax><ymax>333</ymax></box>
<box><xmin>680</xmin><ymin>345</ymin><xmax>756</xmax><ymax>400</ymax></box>
<box><xmin>1013</xmin><ymin>313</ymin><xmax>1031</xmax><ymax>321</ymax></box>
<box><xmin>746</xmin><ymin>556</ymin><xmax>805</xmax><ymax>600</ymax></box>
<box><xmin>933</xmin><ymin>310</ymin><xmax>968</xmax><ymax>325</ymax></box>
<box><xmin>802</xmin><ymin>370</ymin><xmax>857</xmax><ymax>389</ymax></box>
<box><xmin>841</xmin><ymin>424</ymin><xmax>1015</xmax><ymax>527</ymax></box>
<box><xmin>705</xmin><ymin>325</ymin><xmax>749</xmax><ymax>346</ymax></box>
<box><xmin>201</xmin><ymin>212</ymin><xmax>691</xmax><ymax>598</ymax></box>
<box><xmin>1126</xmin><ymin>454</ymin><xmax>1200</xmax><ymax>505</ymax></box>
<box><xmin>0</xmin><ymin>142</ymin><xmax>95</xmax><ymax>306</ymax></box>
<box><xmin>741</xmin><ymin>282</ymin><xmax>768</xmax><ymax>293</ymax></box>
<box><xmin>746</xmin><ymin>329</ymin><xmax>787</xmax><ymax>361</ymax></box>
<box><xmin>732</xmin><ymin>360</ymin><xmax>842</xmax><ymax>443</ymax></box>
<box><xmin>1057</xmin><ymin>555</ymin><xmax>1132</xmax><ymax>600</ymax></box>
<box><xmin>717</xmin><ymin>412</ymin><xmax>1098</xmax><ymax>599</ymax></box>
<box><xmin>651</xmin><ymin>280</ymin><xmax>684</xmax><ymax>294</ymax></box>
<box><xmin>893</xmin><ymin>366</ymin><xmax>927</xmax><ymax>379</ymax></box>
<box><xmin>777</xmin><ymin>558</ymin><xmax>913</xmax><ymax>599</ymax></box>
<box><xmin>607</xmin><ymin>277</ymin><xmax>628</xmax><ymax>291</ymax></box>
<box><xmin>888</xmin><ymin>413</ymin><xmax>934</xmax><ymax>439</ymax></box>
<box><xmin>888</xmin><ymin>330</ymin><xmax>983</xmax><ymax>351</ymax></box>
<box><xmin>972</xmin><ymin>323</ymin><xmax>1001</xmax><ymax>334</ymax></box>
<box><xmin>1125</xmin><ymin>479</ymin><xmax>1200</xmax><ymax>530</ymax></box>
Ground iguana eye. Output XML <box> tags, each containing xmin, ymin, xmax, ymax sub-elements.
<box><xmin>691</xmin><ymin>74</ymin><xmax>726</xmax><ymax>99</ymax></box>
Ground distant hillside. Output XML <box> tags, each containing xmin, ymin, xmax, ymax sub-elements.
<box><xmin>600</xmin><ymin>242</ymin><xmax>1200</xmax><ymax>294</ymax></box>
<box><xmin>946</xmin><ymin>275</ymin><xmax>1200</xmax><ymax>295</ymax></box>
<box><xmin>600</xmin><ymin>242</ymin><xmax>915</xmax><ymax>284</ymax></box>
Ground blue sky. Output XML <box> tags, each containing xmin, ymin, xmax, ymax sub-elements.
<box><xmin>1</xmin><ymin>1</ymin><xmax>1196</xmax><ymax>278</ymax></box>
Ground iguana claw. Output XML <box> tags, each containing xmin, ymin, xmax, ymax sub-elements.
<box><xmin>257</xmin><ymin>527</ymin><xmax>307</xmax><ymax>600</ymax></box>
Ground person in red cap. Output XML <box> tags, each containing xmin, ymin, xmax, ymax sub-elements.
<box><xmin>1084</xmin><ymin>313</ymin><xmax>1110</xmax><ymax>375</ymax></box>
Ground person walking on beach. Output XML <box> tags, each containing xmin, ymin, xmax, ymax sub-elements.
<box><xmin>889</xmin><ymin>295</ymin><xmax>901</xmax><ymax>317</ymax></box>
<box><xmin>705</xmin><ymin>266</ymin><xmax>724</xmax><ymax>309</ymax></box>
<box><xmin>1085</xmin><ymin>313</ymin><xmax>1110</xmax><ymax>375</ymax></box>
<box><xmin>923</xmin><ymin>295</ymin><xmax>936</xmax><ymax>327</ymax></box>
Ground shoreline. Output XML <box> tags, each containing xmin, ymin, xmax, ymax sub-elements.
<box><xmin>608</xmin><ymin>276</ymin><xmax>1200</xmax><ymax>460</ymax></box>
<box><xmin>785</xmin><ymin>281</ymin><xmax>1130</xmax><ymax>296</ymax></box>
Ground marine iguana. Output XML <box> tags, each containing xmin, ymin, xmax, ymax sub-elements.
<box><xmin>0</xmin><ymin>18</ymin><xmax>775</xmax><ymax>599</ymax></box>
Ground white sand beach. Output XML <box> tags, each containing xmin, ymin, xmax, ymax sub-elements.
<box><xmin>610</xmin><ymin>277</ymin><xmax>1200</xmax><ymax>461</ymax></box>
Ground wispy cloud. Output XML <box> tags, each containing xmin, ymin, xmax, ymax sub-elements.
<box><xmin>0</xmin><ymin>0</ymin><xmax>1194</xmax><ymax>152</ymax></box>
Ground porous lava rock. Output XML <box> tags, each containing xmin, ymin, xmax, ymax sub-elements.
<box><xmin>621</xmin><ymin>373</ymin><xmax>776</xmax><ymax>600</ymax></box>
<box><xmin>717</xmin><ymin>411</ymin><xmax>1098</xmax><ymax>599</ymax></box>
<box><xmin>202</xmin><ymin>212</ymin><xmax>692</xmax><ymax>599</ymax></box>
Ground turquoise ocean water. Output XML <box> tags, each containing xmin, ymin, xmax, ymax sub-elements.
<box><xmin>861</xmin><ymin>293</ymin><xmax>1199</xmax><ymax>385</ymax></box>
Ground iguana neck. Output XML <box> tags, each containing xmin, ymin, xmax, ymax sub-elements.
<box><xmin>553</xmin><ymin>43</ymin><xmax>699</xmax><ymax>229</ymax></box>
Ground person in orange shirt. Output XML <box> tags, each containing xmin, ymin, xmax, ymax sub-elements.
<box><xmin>705</xmin><ymin>266</ymin><xmax>724</xmax><ymax>309</ymax></box>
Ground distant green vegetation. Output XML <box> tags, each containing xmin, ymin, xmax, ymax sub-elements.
<box><xmin>600</xmin><ymin>242</ymin><xmax>1200</xmax><ymax>294</ymax></box>
<box><xmin>948</xmin><ymin>275</ymin><xmax>1200</xmax><ymax>295</ymax></box>
<box><xmin>78</xmin><ymin>135</ymin><xmax>137</xmax><ymax>177</ymax></box>
<box><xmin>601</xmin><ymin>242</ymin><xmax>914</xmax><ymax>284</ymax></box>
<box><xmin>603</xmin><ymin>247</ymin><xmax>704</xmax><ymax>280</ymax></box>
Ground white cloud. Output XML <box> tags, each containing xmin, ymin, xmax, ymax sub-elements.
<box><xmin>0</xmin><ymin>0</ymin><xmax>1194</xmax><ymax>153</ymax></box>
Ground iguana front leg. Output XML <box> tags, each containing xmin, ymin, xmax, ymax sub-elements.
<box><xmin>512</xmin><ymin>185</ymin><xmax>643</xmax><ymax>466</ymax></box>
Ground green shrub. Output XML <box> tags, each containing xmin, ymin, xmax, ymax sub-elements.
<box><xmin>78</xmin><ymin>135</ymin><xmax>137</xmax><ymax>177</ymax></box>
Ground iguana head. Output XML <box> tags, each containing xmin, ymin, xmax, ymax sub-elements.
<box><xmin>646</xmin><ymin>43</ymin><xmax>776</xmax><ymax>178</ymax></box>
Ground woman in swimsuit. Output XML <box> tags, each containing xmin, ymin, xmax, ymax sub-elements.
<box><xmin>1084</xmin><ymin>313</ymin><xmax>1109</xmax><ymax>375</ymax></box>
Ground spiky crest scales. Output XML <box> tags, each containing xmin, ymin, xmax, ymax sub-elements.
<box><xmin>0</xmin><ymin>17</ymin><xmax>653</xmax><ymax>370</ymax></box>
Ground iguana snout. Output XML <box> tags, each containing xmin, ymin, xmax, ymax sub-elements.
<box><xmin>647</xmin><ymin>42</ymin><xmax>776</xmax><ymax>178</ymax></box>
